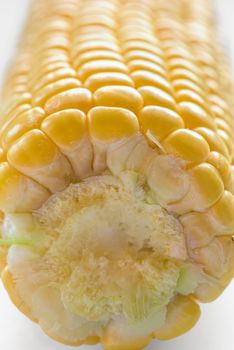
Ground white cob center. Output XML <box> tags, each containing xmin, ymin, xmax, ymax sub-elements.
<box><xmin>4</xmin><ymin>172</ymin><xmax>198</xmax><ymax>341</ymax></box>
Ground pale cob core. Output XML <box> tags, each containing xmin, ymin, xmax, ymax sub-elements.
<box><xmin>29</xmin><ymin>175</ymin><xmax>186</xmax><ymax>320</ymax></box>
<box><xmin>0</xmin><ymin>0</ymin><xmax>234</xmax><ymax>348</ymax></box>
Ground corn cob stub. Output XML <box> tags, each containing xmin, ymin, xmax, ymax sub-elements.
<box><xmin>0</xmin><ymin>0</ymin><xmax>234</xmax><ymax>349</ymax></box>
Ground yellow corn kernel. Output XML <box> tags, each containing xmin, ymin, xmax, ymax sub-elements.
<box><xmin>0</xmin><ymin>247</ymin><xmax>7</xmax><ymax>274</ymax></box>
<box><xmin>1</xmin><ymin>92</ymin><xmax>31</xmax><ymax>117</ymax></box>
<box><xmin>171</xmin><ymin>68</ymin><xmax>203</xmax><ymax>87</ymax></box>
<box><xmin>139</xmin><ymin>106</ymin><xmax>184</xmax><ymax>141</ymax></box>
<box><xmin>210</xmin><ymin>94</ymin><xmax>229</xmax><ymax>113</ymax></box>
<box><xmin>42</xmin><ymin>110</ymin><xmax>86</xmax><ymax>147</ymax></box>
<box><xmin>169</xmin><ymin>58</ymin><xmax>200</xmax><ymax>73</ymax></box>
<box><xmin>94</xmin><ymin>86</ymin><xmax>143</xmax><ymax>113</ymax></box>
<box><xmin>181</xmin><ymin>190</ymin><xmax>234</xmax><ymax>251</ymax></box>
<box><xmin>217</xmin><ymin>129</ymin><xmax>234</xmax><ymax>157</ymax></box>
<box><xmin>131</xmin><ymin>70</ymin><xmax>172</xmax><ymax>92</ymax></box>
<box><xmin>172</xmin><ymin>78</ymin><xmax>205</xmax><ymax>96</ymax></box>
<box><xmin>32</xmin><ymin>67</ymin><xmax>77</xmax><ymax>92</ymax></box>
<box><xmin>1</xmin><ymin>267</ymin><xmax>36</xmax><ymax>322</ymax></box>
<box><xmin>215</xmin><ymin>118</ymin><xmax>234</xmax><ymax>137</ymax></box>
<box><xmin>38</xmin><ymin>18</ymin><xmax>71</xmax><ymax>34</ymax></box>
<box><xmin>35</xmin><ymin>50</ymin><xmax>68</xmax><ymax>64</ymax></box>
<box><xmin>73</xmin><ymin>41</ymin><xmax>119</xmax><ymax>56</ymax></box>
<box><xmin>194</xmin><ymin>275</ymin><xmax>234</xmax><ymax>303</ymax></box>
<box><xmin>207</xmin><ymin>152</ymin><xmax>234</xmax><ymax>191</ymax></box>
<box><xmin>75</xmin><ymin>34</ymin><xmax>116</xmax><ymax>46</ymax></box>
<box><xmin>179</xmin><ymin>101</ymin><xmax>216</xmax><ymax>130</ymax></box>
<box><xmin>76</xmin><ymin>16</ymin><xmax>116</xmax><ymax>30</ymax></box>
<box><xmin>0</xmin><ymin>102</ymin><xmax>31</xmax><ymax>126</ymax></box>
<box><xmin>85</xmin><ymin>72</ymin><xmax>134</xmax><ymax>92</ymax></box>
<box><xmin>138</xmin><ymin>86</ymin><xmax>177</xmax><ymax>109</ymax></box>
<box><xmin>1</xmin><ymin>107</ymin><xmax>45</xmax><ymax>150</ymax></box>
<box><xmin>0</xmin><ymin>148</ymin><xmax>5</xmax><ymax>162</ymax></box>
<box><xmin>42</xmin><ymin>109</ymin><xmax>93</xmax><ymax>179</ymax></box>
<box><xmin>73</xmin><ymin>50</ymin><xmax>123</xmax><ymax>68</ymax></box>
<box><xmin>170</xmin><ymin>163</ymin><xmax>224</xmax><ymax>214</ymax></box>
<box><xmin>79</xmin><ymin>60</ymin><xmax>128</xmax><ymax>81</ymax></box>
<box><xmin>195</xmin><ymin>127</ymin><xmax>230</xmax><ymax>159</ymax></box>
<box><xmin>88</xmin><ymin>107</ymin><xmax>139</xmax><ymax>172</ymax></box>
<box><xmin>175</xmin><ymin>89</ymin><xmax>208</xmax><ymax>112</ymax></box>
<box><xmin>32</xmin><ymin>61</ymin><xmax>70</xmax><ymax>81</ymax></box>
<box><xmin>120</xmin><ymin>31</ymin><xmax>157</xmax><ymax>44</ymax></box>
<box><xmin>125</xmin><ymin>50</ymin><xmax>165</xmax><ymax>67</ymax></box>
<box><xmin>123</xmin><ymin>40</ymin><xmax>163</xmax><ymax>56</ymax></box>
<box><xmin>0</xmin><ymin>162</ymin><xmax>50</xmax><ymax>212</ymax></box>
<box><xmin>39</xmin><ymin>35</ymin><xmax>70</xmax><ymax>52</ymax></box>
<box><xmin>45</xmin><ymin>88</ymin><xmax>93</xmax><ymax>114</ymax></box>
<box><xmin>7</xmin><ymin>130</ymin><xmax>74</xmax><ymax>192</ymax></box>
<box><xmin>154</xmin><ymin>295</ymin><xmax>201</xmax><ymax>340</ymax></box>
<box><xmin>42</xmin><ymin>327</ymin><xmax>100</xmax><ymax>347</ymax></box>
<box><xmin>162</xmin><ymin>129</ymin><xmax>210</xmax><ymax>163</ymax></box>
<box><xmin>209</xmin><ymin>191</ymin><xmax>234</xmax><ymax>231</ymax></box>
<box><xmin>128</xmin><ymin>59</ymin><xmax>167</xmax><ymax>77</ymax></box>
<box><xmin>88</xmin><ymin>107</ymin><xmax>139</xmax><ymax>141</ymax></box>
<box><xmin>101</xmin><ymin>320</ymin><xmax>152</xmax><ymax>350</ymax></box>
<box><xmin>33</xmin><ymin>77</ymin><xmax>82</xmax><ymax>106</ymax></box>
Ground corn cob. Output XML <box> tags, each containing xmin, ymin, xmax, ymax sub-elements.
<box><xmin>0</xmin><ymin>0</ymin><xmax>234</xmax><ymax>349</ymax></box>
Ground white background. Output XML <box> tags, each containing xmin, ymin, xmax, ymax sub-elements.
<box><xmin>0</xmin><ymin>1</ymin><xmax>233</xmax><ymax>349</ymax></box>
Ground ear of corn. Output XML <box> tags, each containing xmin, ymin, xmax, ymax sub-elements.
<box><xmin>0</xmin><ymin>0</ymin><xmax>234</xmax><ymax>349</ymax></box>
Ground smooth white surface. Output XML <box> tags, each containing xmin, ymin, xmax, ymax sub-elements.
<box><xmin>0</xmin><ymin>1</ymin><xmax>233</xmax><ymax>349</ymax></box>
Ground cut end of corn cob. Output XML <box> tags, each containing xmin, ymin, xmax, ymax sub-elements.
<box><xmin>0</xmin><ymin>0</ymin><xmax>234</xmax><ymax>348</ymax></box>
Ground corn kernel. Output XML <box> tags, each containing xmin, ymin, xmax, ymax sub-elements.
<box><xmin>94</xmin><ymin>86</ymin><xmax>143</xmax><ymax>113</ymax></box>
<box><xmin>45</xmin><ymin>88</ymin><xmax>93</xmax><ymax>114</ymax></box>
<box><xmin>140</xmin><ymin>106</ymin><xmax>184</xmax><ymax>141</ymax></box>
<box><xmin>7</xmin><ymin>130</ymin><xmax>74</xmax><ymax>192</ymax></box>
<box><xmin>162</xmin><ymin>129</ymin><xmax>210</xmax><ymax>163</ymax></box>
<box><xmin>88</xmin><ymin>107</ymin><xmax>139</xmax><ymax>141</ymax></box>
<box><xmin>154</xmin><ymin>296</ymin><xmax>200</xmax><ymax>340</ymax></box>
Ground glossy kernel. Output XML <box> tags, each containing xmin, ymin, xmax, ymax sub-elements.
<box><xmin>128</xmin><ymin>59</ymin><xmax>167</xmax><ymax>77</ymax></box>
<box><xmin>131</xmin><ymin>70</ymin><xmax>172</xmax><ymax>93</ymax></box>
<box><xmin>88</xmin><ymin>107</ymin><xmax>139</xmax><ymax>141</ymax></box>
<box><xmin>94</xmin><ymin>85</ymin><xmax>143</xmax><ymax>113</ymax></box>
<box><xmin>138</xmin><ymin>86</ymin><xmax>176</xmax><ymax>110</ymax></box>
<box><xmin>139</xmin><ymin>106</ymin><xmax>184</xmax><ymax>142</ymax></box>
<box><xmin>7</xmin><ymin>130</ymin><xmax>74</xmax><ymax>192</ymax></box>
<box><xmin>207</xmin><ymin>152</ymin><xmax>233</xmax><ymax>191</ymax></box>
<box><xmin>8</xmin><ymin>129</ymin><xmax>58</xmax><ymax>168</ymax></box>
<box><xmin>79</xmin><ymin>60</ymin><xmax>128</xmax><ymax>81</ymax></box>
<box><xmin>85</xmin><ymin>72</ymin><xmax>134</xmax><ymax>92</ymax></box>
<box><xmin>42</xmin><ymin>109</ymin><xmax>86</xmax><ymax>148</ymax></box>
<box><xmin>195</xmin><ymin>127</ymin><xmax>229</xmax><ymax>159</ymax></box>
<box><xmin>45</xmin><ymin>88</ymin><xmax>93</xmax><ymax>114</ymax></box>
<box><xmin>74</xmin><ymin>50</ymin><xmax>123</xmax><ymax>68</ymax></box>
<box><xmin>162</xmin><ymin>129</ymin><xmax>210</xmax><ymax>163</ymax></box>
<box><xmin>42</xmin><ymin>109</ymin><xmax>92</xmax><ymax>179</ymax></box>
<box><xmin>33</xmin><ymin>78</ymin><xmax>82</xmax><ymax>106</ymax></box>
<box><xmin>1</xmin><ymin>107</ymin><xmax>46</xmax><ymax>150</ymax></box>
<box><xmin>179</xmin><ymin>101</ymin><xmax>216</xmax><ymax>130</ymax></box>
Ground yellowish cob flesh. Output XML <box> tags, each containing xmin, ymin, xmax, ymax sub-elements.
<box><xmin>0</xmin><ymin>0</ymin><xmax>234</xmax><ymax>349</ymax></box>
